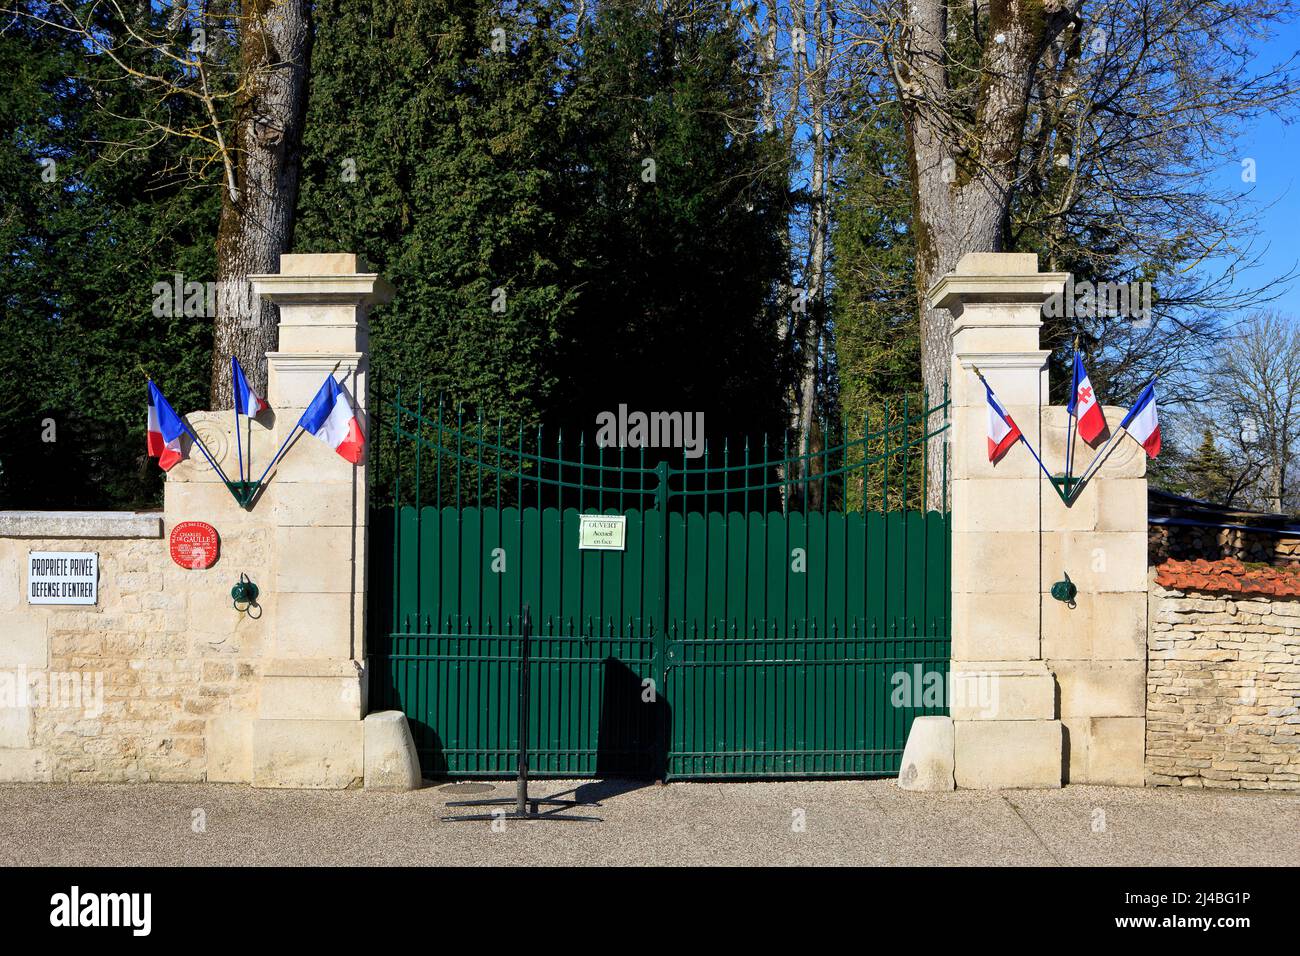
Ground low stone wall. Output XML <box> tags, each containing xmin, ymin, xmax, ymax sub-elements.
<box><xmin>0</xmin><ymin>510</ymin><xmax>267</xmax><ymax>784</ymax></box>
<box><xmin>1147</xmin><ymin>560</ymin><xmax>1300</xmax><ymax>791</ymax></box>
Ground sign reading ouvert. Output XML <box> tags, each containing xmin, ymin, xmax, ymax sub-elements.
<box><xmin>27</xmin><ymin>551</ymin><xmax>98</xmax><ymax>605</ymax></box>
<box><xmin>578</xmin><ymin>514</ymin><xmax>627</xmax><ymax>551</ymax></box>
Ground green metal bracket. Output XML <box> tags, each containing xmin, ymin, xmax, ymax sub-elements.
<box><xmin>1050</xmin><ymin>572</ymin><xmax>1078</xmax><ymax>606</ymax></box>
<box><xmin>1048</xmin><ymin>475</ymin><xmax>1079</xmax><ymax>504</ymax></box>
<box><xmin>231</xmin><ymin>573</ymin><xmax>260</xmax><ymax>610</ymax></box>
<box><xmin>224</xmin><ymin>480</ymin><xmax>261</xmax><ymax>509</ymax></box>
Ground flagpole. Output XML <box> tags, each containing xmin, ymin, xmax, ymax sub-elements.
<box><xmin>182</xmin><ymin>420</ymin><xmax>234</xmax><ymax>485</ymax></box>
<box><xmin>253</xmin><ymin>423</ymin><xmax>302</xmax><ymax>488</ymax></box>
<box><xmin>232</xmin><ymin>357</ymin><xmax>245</xmax><ymax>484</ymax></box>
<box><xmin>251</xmin><ymin>361</ymin><xmax>347</xmax><ymax>486</ymax></box>
<box><xmin>1065</xmin><ymin>337</ymin><xmax>1079</xmax><ymax>486</ymax></box>
<box><xmin>1070</xmin><ymin>374</ymin><xmax>1157</xmax><ymax>497</ymax></box>
<box><xmin>1071</xmin><ymin>426</ymin><xmax>1127</xmax><ymax>494</ymax></box>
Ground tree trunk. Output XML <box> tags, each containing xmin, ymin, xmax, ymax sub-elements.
<box><xmin>209</xmin><ymin>0</ymin><xmax>312</xmax><ymax>409</ymax></box>
<box><xmin>900</xmin><ymin>0</ymin><xmax>1077</xmax><ymax>510</ymax></box>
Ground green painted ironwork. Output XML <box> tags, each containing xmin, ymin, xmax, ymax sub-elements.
<box><xmin>369</xmin><ymin>381</ymin><xmax>951</xmax><ymax>779</ymax></box>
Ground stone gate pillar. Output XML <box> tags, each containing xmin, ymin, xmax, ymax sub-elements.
<box><xmin>246</xmin><ymin>253</ymin><xmax>393</xmax><ymax>788</ymax></box>
<box><xmin>919</xmin><ymin>252</ymin><xmax>1148</xmax><ymax>788</ymax></box>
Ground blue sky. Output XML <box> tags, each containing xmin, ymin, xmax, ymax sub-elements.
<box><xmin>1219</xmin><ymin>19</ymin><xmax>1300</xmax><ymax>318</ymax></box>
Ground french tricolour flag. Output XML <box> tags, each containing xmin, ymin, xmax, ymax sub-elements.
<box><xmin>146</xmin><ymin>381</ymin><xmax>187</xmax><ymax>472</ymax></box>
<box><xmin>232</xmin><ymin>356</ymin><xmax>268</xmax><ymax>416</ymax></box>
<box><xmin>1067</xmin><ymin>351</ymin><xmax>1106</xmax><ymax>444</ymax></box>
<box><xmin>1119</xmin><ymin>380</ymin><xmax>1161</xmax><ymax>458</ymax></box>
<box><xmin>300</xmin><ymin>375</ymin><xmax>365</xmax><ymax>464</ymax></box>
<box><xmin>986</xmin><ymin>382</ymin><xmax>1022</xmax><ymax>463</ymax></box>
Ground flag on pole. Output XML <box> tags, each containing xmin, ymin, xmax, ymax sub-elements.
<box><xmin>1067</xmin><ymin>350</ymin><xmax>1107</xmax><ymax>444</ymax></box>
<box><xmin>231</xmin><ymin>357</ymin><xmax>268</xmax><ymax>417</ymax></box>
<box><xmin>146</xmin><ymin>381</ymin><xmax>187</xmax><ymax>472</ymax></box>
<box><xmin>299</xmin><ymin>375</ymin><xmax>365</xmax><ymax>464</ymax></box>
<box><xmin>985</xmin><ymin>382</ymin><xmax>1022</xmax><ymax>463</ymax></box>
<box><xmin>1119</xmin><ymin>380</ymin><xmax>1161</xmax><ymax>458</ymax></box>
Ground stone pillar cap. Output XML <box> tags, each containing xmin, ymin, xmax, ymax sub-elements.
<box><xmin>249</xmin><ymin>252</ymin><xmax>394</xmax><ymax>307</ymax></box>
<box><xmin>926</xmin><ymin>252</ymin><xmax>1068</xmax><ymax>314</ymax></box>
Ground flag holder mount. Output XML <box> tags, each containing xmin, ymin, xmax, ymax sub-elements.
<box><xmin>1049</xmin><ymin>475</ymin><xmax>1080</xmax><ymax>501</ymax></box>
<box><xmin>224</xmin><ymin>480</ymin><xmax>261</xmax><ymax>509</ymax></box>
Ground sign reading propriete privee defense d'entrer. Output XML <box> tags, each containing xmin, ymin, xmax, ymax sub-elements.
<box><xmin>27</xmin><ymin>551</ymin><xmax>98</xmax><ymax>605</ymax></box>
<box><xmin>578</xmin><ymin>515</ymin><xmax>627</xmax><ymax>551</ymax></box>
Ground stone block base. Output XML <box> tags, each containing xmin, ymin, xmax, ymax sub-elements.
<box><xmin>363</xmin><ymin>711</ymin><xmax>423</xmax><ymax>791</ymax></box>
<box><xmin>0</xmin><ymin>748</ymin><xmax>50</xmax><ymax>783</ymax></box>
<box><xmin>1064</xmin><ymin>716</ymin><xmax>1145</xmax><ymax>786</ymax></box>
<box><xmin>954</xmin><ymin>719</ymin><xmax>1063</xmax><ymax>789</ymax></box>
<box><xmin>252</xmin><ymin>718</ymin><xmax>364</xmax><ymax>789</ymax></box>
<box><xmin>897</xmin><ymin>716</ymin><xmax>955</xmax><ymax>791</ymax></box>
<box><xmin>207</xmin><ymin>715</ymin><xmax>253</xmax><ymax>783</ymax></box>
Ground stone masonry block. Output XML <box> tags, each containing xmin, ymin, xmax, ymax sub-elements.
<box><xmin>0</xmin><ymin>748</ymin><xmax>51</xmax><ymax>783</ymax></box>
<box><xmin>953</xmin><ymin>591</ymin><xmax>1039</xmax><ymax>661</ymax></box>
<box><xmin>258</xmin><ymin>674</ymin><xmax>364</xmax><ymax>721</ymax></box>
<box><xmin>954</xmin><ymin>719</ymin><xmax>1063</xmax><ymax>789</ymax></box>
<box><xmin>949</xmin><ymin>663</ymin><xmax>1056</xmax><ymax>721</ymax></box>
<box><xmin>952</xmin><ymin>479</ymin><xmax>1039</xmax><ymax>533</ymax></box>
<box><xmin>1042</xmin><ymin>591</ymin><xmax>1146</xmax><ymax>661</ymax></box>
<box><xmin>0</xmin><ymin>704</ymin><xmax>33</xmax><ymax>748</ymax></box>
<box><xmin>1053</xmin><ymin>659</ymin><xmax>1146</xmax><ymax>718</ymax></box>
<box><xmin>267</xmin><ymin>483</ymin><xmax>358</xmax><ymax>527</ymax></box>
<box><xmin>1042</xmin><ymin>531</ymin><xmax>1148</xmax><ymax>593</ymax></box>
<box><xmin>1</xmin><ymin>619</ymin><xmax>48</xmax><ymax>669</ymax></box>
<box><xmin>207</xmin><ymin>714</ymin><xmax>252</xmax><ymax>783</ymax></box>
<box><xmin>252</xmin><ymin>718</ymin><xmax>364</xmax><ymax>789</ymax></box>
<box><xmin>272</xmin><ymin>592</ymin><xmax>355</xmax><ymax>659</ymax></box>
<box><xmin>274</xmin><ymin>526</ymin><xmax>357</xmax><ymax>593</ymax></box>
<box><xmin>1063</xmin><ymin>716</ymin><xmax>1145</xmax><ymax>786</ymax></box>
<box><xmin>952</xmin><ymin>406</ymin><xmax>1042</xmax><ymax>480</ymax></box>
<box><xmin>1094</xmin><ymin>479</ymin><xmax>1148</xmax><ymax>533</ymax></box>
<box><xmin>952</xmin><ymin>532</ymin><xmax>1039</xmax><ymax>595</ymax></box>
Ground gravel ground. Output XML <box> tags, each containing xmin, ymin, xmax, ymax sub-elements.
<box><xmin>0</xmin><ymin>779</ymin><xmax>1295</xmax><ymax>866</ymax></box>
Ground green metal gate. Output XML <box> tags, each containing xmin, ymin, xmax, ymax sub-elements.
<box><xmin>368</xmin><ymin>388</ymin><xmax>951</xmax><ymax>779</ymax></box>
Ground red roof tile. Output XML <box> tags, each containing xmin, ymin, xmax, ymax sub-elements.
<box><xmin>1155</xmin><ymin>558</ymin><xmax>1300</xmax><ymax>598</ymax></box>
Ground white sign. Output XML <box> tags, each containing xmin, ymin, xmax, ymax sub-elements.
<box><xmin>578</xmin><ymin>515</ymin><xmax>627</xmax><ymax>551</ymax></box>
<box><xmin>28</xmin><ymin>551</ymin><xmax>98</xmax><ymax>605</ymax></box>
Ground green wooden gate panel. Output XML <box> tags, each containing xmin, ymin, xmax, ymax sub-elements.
<box><xmin>369</xmin><ymin>385</ymin><xmax>951</xmax><ymax>779</ymax></box>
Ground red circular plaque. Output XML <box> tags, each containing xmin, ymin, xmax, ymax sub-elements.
<box><xmin>170</xmin><ymin>521</ymin><xmax>220</xmax><ymax>570</ymax></box>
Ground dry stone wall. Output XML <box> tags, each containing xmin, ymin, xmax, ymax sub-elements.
<box><xmin>1147</xmin><ymin>560</ymin><xmax>1300</xmax><ymax>791</ymax></box>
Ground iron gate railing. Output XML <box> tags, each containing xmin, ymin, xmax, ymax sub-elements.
<box><xmin>367</xmin><ymin>383</ymin><xmax>951</xmax><ymax>779</ymax></box>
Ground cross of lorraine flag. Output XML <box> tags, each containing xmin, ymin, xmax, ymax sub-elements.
<box><xmin>1067</xmin><ymin>351</ymin><xmax>1107</xmax><ymax>444</ymax></box>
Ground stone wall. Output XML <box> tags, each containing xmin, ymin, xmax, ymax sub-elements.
<box><xmin>0</xmin><ymin>499</ymin><xmax>269</xmax><ymax>783</ymax></box>
<box><xmin>1147</xmin><ymin>560</ymin><xmax>1300</xmax><ymax>791</ymax></box>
